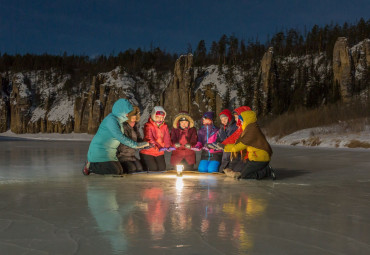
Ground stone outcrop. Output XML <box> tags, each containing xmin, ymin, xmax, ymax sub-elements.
<box><xmin>333</xmin><ymin>37</ymin><xmax>354</xmax><ymax>102</ymax></box>
<box><xmin>2</xmin><ymin>37</ymin><xmax>370</xmax><ymax>134</ymax></box>
<box><xmin>254</xmin><ymin>47</ymin><xmax>276</xmax><ymax>115</ymax></box>
<box><xmin>74</xmin><ymin>70</ymin><xmax>131</xmax><ymax>134</ymax></box>
<box><xmin>10</xmin><ymin>74</ymin><xmax>32</xmax><ymax>133</ymax></box>
<box><xmin>162</xmin><ymin>55</ymin><xmax>223</xmax><ymax>126</ymax></box>
<box><xmin>0</xmin><ymin>75</ymin><xmax>10</xmax><ymax>132</ymax></box>
<box><xmin>0</xmin><ymin>98</ymin><xmax>9</xmax><ymax>132</ymax></box>
<box><xmin>162</xmin><ymin>54</ymin><xmax>194</xmax><ymax>125</ymax></box>
<box><xmin>193</xmin><ymin>84</ymin><xmax>223</xmax><ymax>124</ymax></box>
<box><xmin>2</xmin><ymin>70</ymin><xmax>76</xmax><ymax>134</ymax></box>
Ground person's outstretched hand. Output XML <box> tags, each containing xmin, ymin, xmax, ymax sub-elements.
<box><xmin>214</xmin><ymin>143</ymin><xmax>225</xmax><ymax>150</ymax></box>
<box><xmin>136</xmin><ymin>142</ymin><xmax>149</xmax><ymax>149</ymax></box>
<box><xmin>206</xmin><ymin>143</ymin><xmax>217</xmax><ymax>149</ymax></box>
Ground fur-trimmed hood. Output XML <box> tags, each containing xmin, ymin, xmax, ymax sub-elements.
<box><xmin>127</xmin><ymin>106</ymin><xmax>140</xmax><ymax>122</ymax></box>
<box><xmin>172</xmin><ymin>112</ymin><xmax>195</xmax><ymax>128</ymax></box>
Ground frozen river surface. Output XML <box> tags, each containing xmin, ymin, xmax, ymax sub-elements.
<box><xmin>0</xmin><ymin>138</ymin><xmax>369</xmax><ymax>254</ymax></box>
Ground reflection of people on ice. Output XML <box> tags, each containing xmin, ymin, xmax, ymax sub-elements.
<box><xmin>116</xmin><ymin>106</ymin><xmax>144</xmax><ymax>173</ymax></box>
<box><xmin>194</xmin><ymin>112</ymin><xmax>223</xmax><ymax>173</ymax></box>
<box><xmin>141</xmin><ymin>187</ymin><xmax>169</xmax><ymax>240</ymax></box>
<box><xmin>223</xmin><ymin>110</ymin><xmax>276</xmax><ymax>180</ymax></box>
<box><xmin>140</xmin><ymin>106</ymin><xmax>172</xmax><ymax>172</ymax></box>
<box><xmin>170</xmin><ymin>112</ymin><xmax>198</xmax><ymax>170</ymax></box>
<box><xmin>83</xmin><ymin>99</ymin><xmax>148</xmax><ymax>175</ymax></box>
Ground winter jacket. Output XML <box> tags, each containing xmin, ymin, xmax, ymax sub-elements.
<box><xmin>170</xmin><ymin>112</ymin><xmax>198</xmax><ymax>165</ymax></box>
<box><xmin>196</xmin><ymin>122</ymin><xmax>222</xmax><ymax>162</ymax></box>
<box><xmin>221</xmin><ymin>106</ymin><xmax>251</xmax><ymax>145</ymax></box>
<box><xmin>140</xmin><ymin>106</ymin><xmax>171</xmax><ymax>157</ymax></box>
<box><xmin>224</xmin><ymin>110</ymin><xmax>272</xmax><ymax>162</ymax></box>
<box><xmin>117</xmin><ymin>122</ymin><xmax>142</xmax><ymax>161</ymax></box>
<box><xmin>87</xmin><ymin>99</ymin><xmax>138</xmax><ymax>162</ymax></box>
<box><xmin>217</xmin><ymin>109</ymin><xmax>238</xmax><ymax>143</ymax></box>
<box><xmin>196</xmin><ymin>124</ymin><xmax>219</xmax><ymax>151</ymax></box>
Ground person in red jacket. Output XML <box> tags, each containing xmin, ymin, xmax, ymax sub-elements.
<box><xmin>221</xmin><ymin>106</ymin><xmax>252</xmax><ymax>146</ymax></box>
<box><xmin>140</xmin><ymin>106</ymin><xmax>172</xmax><ymax>171</ymax></box>
<box><xmin>170</xmin><ymin>112</ymin><xmax>198</xmax><ymax>170</ymax></box>
<box><xmin>217</xmin><ymin>106</ymin><xmax>252</xmax><ymax>174</ymax></box>
<box><xmin>214</xmin><ymin>109</ymin><xmax>238</xmax><ymax>172</ymax></box>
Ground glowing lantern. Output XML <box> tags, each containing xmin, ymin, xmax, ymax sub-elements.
<box><xmin>176</xmin><ymin>165</ymin><xmax>184</xmax><ymax>177</ymax></box>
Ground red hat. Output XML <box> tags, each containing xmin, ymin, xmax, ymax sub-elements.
<box><xmin>219</xmin><ymin>109</ymin><xmax>233</xmax><ymax>122</ymax></box>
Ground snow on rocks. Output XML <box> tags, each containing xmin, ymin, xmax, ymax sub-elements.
<box><xmin>47</xmin><ymin>98</ymin><xmax>74</xmax><ymax>125</ymax></box>
<box><xmin>270</xmin><ymin>124</ymin><xmax>370</xmax><ymax>149</ymax></box>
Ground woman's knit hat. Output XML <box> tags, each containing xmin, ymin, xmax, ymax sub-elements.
<box><xmin>202</xmin><ymin>111</ymin><xmax>214</xmax><ymax>120</ymax></box>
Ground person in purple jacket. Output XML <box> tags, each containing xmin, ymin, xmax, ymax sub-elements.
<box><xmin>194</xmin><ymin>112</ymin><xmax>222</xmax><ymax>173</ymax></box>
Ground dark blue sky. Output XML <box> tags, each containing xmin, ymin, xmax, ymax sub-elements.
<box><xmin>0</xmin><ymin>0</ymin><xmax>369</xmax><ymax>56</ymax></box>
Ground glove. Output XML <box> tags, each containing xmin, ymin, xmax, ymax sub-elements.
<box><xmin>159</xmin><ymin>147</ymin><xmax>168</xmax><ymax>152</ymax></box>
<box><xmin>214</xmin><ymin>143</ymin><xmax>225</xmax><ymax>150</ymax></box>
<box><xmin>206</xmin><ymin>143</ymin><xmax>218</xmax><ymax>149</ymax></box>
<box><xmin>191</xmin><ymin>147</ymin><xmax>201</xmax><ymax>151</ymax></box>
<box><xmin>184</xmin><ymin>144</ymin><xmax>191</xmax><ymax>149</ymax></box>
<box><xmin>136</xmin><ymin>142</ymin><xmax>149</xmax><ymax>149</ymax></box>
<box><xmin>142</xmin><ymin>144</ymin><xmax>155</xmax><ymax>150</ymax></box>
<box><xmin>174</xmin><ymin>143</ymin><xmax>181</xmax><ymax>148</ymax></box>
<box><xmin>167</xmin><ymin>147</ymin><xmax>176</xmax><ymax>152</ymax></box>
<box><xmin>203</xmin><ymin>147</ymin><xmax>209</xmax><ymax>151</ymax></box>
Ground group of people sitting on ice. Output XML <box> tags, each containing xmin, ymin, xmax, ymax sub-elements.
<box><xmin>82</xmin><ymin>98</ymin><xmax>276</xmax><ymax>180</ymax></box>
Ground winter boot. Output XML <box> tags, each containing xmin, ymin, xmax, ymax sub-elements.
<box><xmin>223</xmin><ymin>168</ymin><xmax>234</xmax><ymax>177</ymax></box>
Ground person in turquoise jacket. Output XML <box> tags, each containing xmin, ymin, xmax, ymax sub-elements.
<box><xmin>83</xmin><ymin>99</ymin><xmax>148</xmax><ymax>175</ymax></box>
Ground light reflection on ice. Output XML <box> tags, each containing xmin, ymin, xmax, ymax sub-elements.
<box><xmin>175</xmin><ymin>177</ymin><xmax>184</xmax><ymax>192</ymax></box>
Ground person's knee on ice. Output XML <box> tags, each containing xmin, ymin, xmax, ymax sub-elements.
<box><xmin>117</xmin><ymin>105</ymin><xmax>146</xmax><ymax>174</ymax></box>
<box><xmin>170</xmin><ymin>112</ymin><xmax>197</xmax><ymax>169</ymax></box>
<box><xmin>197</xmin><ymin>111</ymin><xmax>222</xmax><ymax>172</ymax></box>
<box><xmin>140</xmin><ymin>106</ymin><xmax>171</xmax><ymax>170</ymax></box>
<box><xmin>85</xmin><ymin>99</ymin><xmax>147</xmax><ymax>175</ymax></box>
<box><xmin>224</xmin><ymin>109</ymin><xmax>273</xmax><ymax>180</ymax></box>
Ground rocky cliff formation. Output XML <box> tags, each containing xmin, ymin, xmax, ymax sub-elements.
<box><xmin>0</xmin><ymin>70</ymin><xmax>74</xmax><ymax>134</ymax></box>
<box><xmin>0</xmin><ymin>75</ymin><xmax>10</xmax><ymax>132</ymax></box>
<box><xmin>74</xmin><ymin>70</ymin><xmax>134</xmax><ymax>134</ymax></box>
<box><xmin>162</xmin><ymin>54</ymin><xmax>194</xmax><ymax>125</ymax></box>
<box><xmin>333</xmin><ymin>37</ymin><xmax>354</xmax><ymax>102</ymax></box>
<box><xmin>9</xmin><ymin>73</ymin><xmax>32</xmax><ymax>133</ymax></box>
<box><xmin>254</xmin><ymin>47</ymin><xmax>276</xmax><ymax>115</ymax></box>
<box><xmin>162</xmin><ymin>55</ymin><xmax>227</xmax><ymax>126</ymax></box>
<box><xmin>1</xmin><ymin>37</ymin><xmax>369</xmax><ymax>134</ymax></box>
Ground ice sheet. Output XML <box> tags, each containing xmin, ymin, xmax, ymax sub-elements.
<box><xmin>0</xmin><ymin>140</ymin><xmax>369</xmax><ymax>254</ymax></box>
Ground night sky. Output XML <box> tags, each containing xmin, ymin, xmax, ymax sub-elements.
<box><xmin>0</xmin><ymin>0</ymin><xmax>369</xmax><ymax>56</ymax></box>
